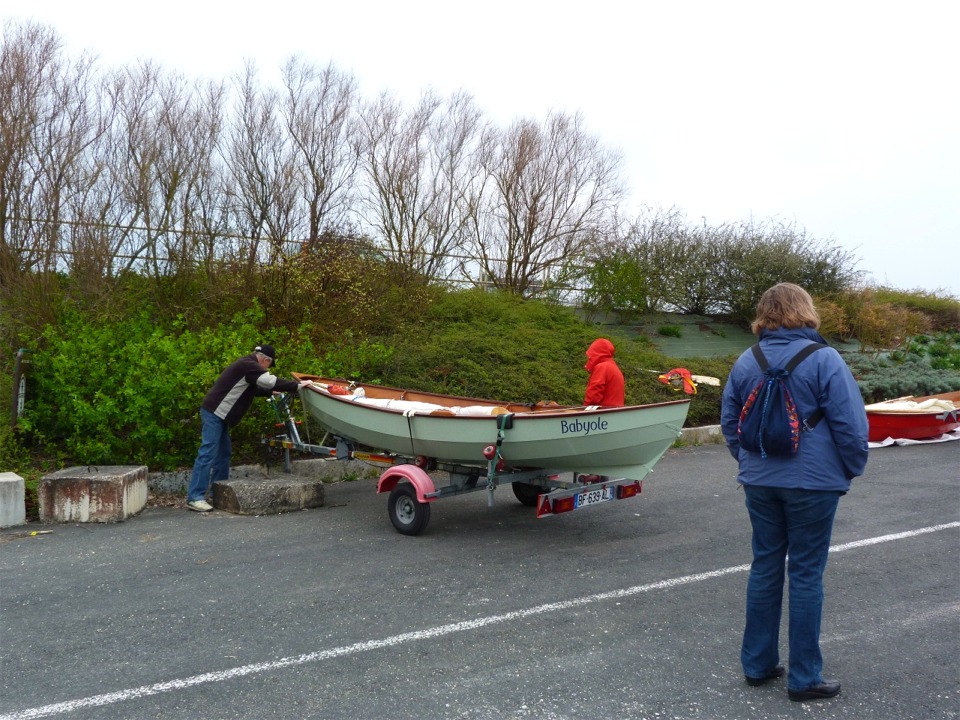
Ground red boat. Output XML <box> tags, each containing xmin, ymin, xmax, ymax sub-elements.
<box><xmin>865</xmin><ymin>391</ymin><xmax>960</xmax><ymax>442</ymax></box>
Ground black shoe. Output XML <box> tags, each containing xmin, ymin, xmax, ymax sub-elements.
<box><xmin>744</xmin><ymin>665</ymin><xmax>785</xmax><ymax>686</ymax></box>
<box><xmin>788</xmin><ymin>681</ymin><xmax>841</xmax><ymax>701</ymax></box>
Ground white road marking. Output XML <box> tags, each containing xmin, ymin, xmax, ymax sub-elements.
<box><xmin>3</xmin><ymin>521</ymin><xmax>957</xmax><ymax>720</ymax></box>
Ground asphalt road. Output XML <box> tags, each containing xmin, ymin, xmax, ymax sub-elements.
<box><xmin>1</xmin><ymin>441</ymin><xmax>958</xmax><ymax>720</ymax></box>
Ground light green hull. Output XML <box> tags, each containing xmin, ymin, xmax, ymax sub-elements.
<box><xmin>298</xmin><ymin>383</ymin><xmax>689</xmax><ymax>482</ymax></box>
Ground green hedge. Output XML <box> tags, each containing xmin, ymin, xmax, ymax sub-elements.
<box><xmin>10</xmin><ymin>287</ymin><xmax>959</xmax><ymax>475</ymax></box>
<box><xmin>18</xmin><ymin>305</ymin><xmax>393</xmax><ymax>470</ymax></box>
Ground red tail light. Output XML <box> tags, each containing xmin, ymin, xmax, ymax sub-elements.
<box><xmin>551</xmin><ymin>496</ymin><xmax>576</xmax><ymax>514</ymax></box>
<box><xmin>617</xmin><ymin>481</ymin><xmax>641</xmax><ymax>499</ymax></box>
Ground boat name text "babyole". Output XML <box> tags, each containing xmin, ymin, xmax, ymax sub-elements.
<box><xmin>559</xmin><ymin>418</ymin><xmax>609</xmax><ymax>436</ymax></box>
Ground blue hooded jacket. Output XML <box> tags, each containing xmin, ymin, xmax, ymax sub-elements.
<box><xmin>720</xmin><ymin>327</ymin><xmax>869</xmax><ymax>491</ymax></box>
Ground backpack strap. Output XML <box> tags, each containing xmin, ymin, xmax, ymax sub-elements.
<box><xmin>750</xmin><ymin>342</ymin><xmax>828</xmax><ymax>429</ymax></box>
<box><xmin>804</xmin><ymin>407</ymin><xmax>825</xmax><ymax>430</ymax></box>
<box><xmin>788</xmin><ymin>342</ymin><xmax>827</xmax><ymax>429</ymax></box>
<box><xmin>750</xmin><ymin>343</ymin><xmax>769</xmax><ymax>371</ymax></box>
<box><xmin>784</xmin><ymin>342</ymin><xmax>827</xmax><ymax>372</ymax></box>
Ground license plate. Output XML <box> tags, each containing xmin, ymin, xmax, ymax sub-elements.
<box><xmin>575</xmin><ymin>485</ymin><xmax>614</xmax><ymax>508</ymax></box>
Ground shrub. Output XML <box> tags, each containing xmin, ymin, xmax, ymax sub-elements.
<box><xmin>0</xmin><ymin>425</ymin><xmax>28</xmax><ymax>473</ymax></box>
<box><xmin>891</xmin><ymin>331</ymin><xmax>960</xmax><ymax>371</ymax></box>
<box><xmin>16</xmin><ymin>305</ymin><xmax>393</xmax><ymax>471</ymax></box>
<box><xmin>380</xmin><ymin>289</ymin><xmax>606</xmax><ymax>403</ymax></box>
<box><xmin>370</xmin><ymin>289</ymin><xmax>726</xmax><ymax>429</ymax></box>
<box><xmin>824</xmin><ymin>288</ymin><xmax>931</xmax><ymax>351</ymax></box>
<box><xmin>872</xmin><ymin>287</ymin><xmax>960</xmax><ymax>331</ymax></box>
<box><xmin>846</xmin><ymin>352</ymin><xmax>960</xmax><ymax>403</ymax></box>
<box><xmin>22</xmin><ymin>276</ymin><xmax>960</xmax><ymax>477</ymax></box>
<box><xmin>580</xmin><ymin>250</ymin><xmax>658</xmax><ymax>321</ymax></box>
<box><xmin>21</xmin><ymin>310</ymin><xmax>252</xmax><ymax>469</ymax></box>
<box><xmin>814</xmin><ymin>299</ymin><xmax>851</xmax><ymax>339</ymax></box>
<box><xmin>657</xmin><ymin>325</ymin><xmax>683</xmax><ymax>338</ymax></box>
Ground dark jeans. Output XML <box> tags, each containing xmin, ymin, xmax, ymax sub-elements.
<box><xmin>741</xmin><ymin>484</ymin><xmax>841</xmax><ymax>691</ymax></box>
<box><xmin>187</xmin><ymin>408</ymin><xmax>231</xmax><ymax>502</ymax></box>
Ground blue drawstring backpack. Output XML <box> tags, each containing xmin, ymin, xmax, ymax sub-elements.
<box><xmin>737</xmin><ymin>342</ymin><xmax>826</xmax><ymax>458</ymax></box>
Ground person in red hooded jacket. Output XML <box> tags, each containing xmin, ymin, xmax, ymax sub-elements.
<box><xmin>583</xmin><ymin>338</ymin><xmax>625</xmax><ymax>407</ymax></box>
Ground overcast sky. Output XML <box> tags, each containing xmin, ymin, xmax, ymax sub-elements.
<box><xmin>6</xmin><ymin>1</ymin><xmax>959</xmax><ymax>296</ymax></box>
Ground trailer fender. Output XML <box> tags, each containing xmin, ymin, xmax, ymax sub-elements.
<box><xmin>376</xmin><ymin>465</ymin><xmax>437</xmax><ymax>502</ymax></box>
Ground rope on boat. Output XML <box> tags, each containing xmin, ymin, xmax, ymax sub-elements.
<box><xmin>403</xmin><ymin>408</ymin><xmax>418</xmax><ymax>457</ymax></box>
<box><xmin>485</xmin><ymin>413</ymin><xmax>516</xmax><ymax>505</ymax></box>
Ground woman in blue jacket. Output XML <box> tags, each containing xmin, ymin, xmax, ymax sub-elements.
<box><xmin>721</xmin><ymin>283</ymin><xmax>868</xmax><ymax>702</ymax></box>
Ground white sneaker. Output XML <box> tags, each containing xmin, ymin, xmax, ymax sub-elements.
<box><xmin>187</xmin><ymin>499</ymin><xmax>213</xmax><ymax>512</ymax></box>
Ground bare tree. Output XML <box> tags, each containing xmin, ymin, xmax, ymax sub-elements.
<box><xmin>357</xmin><ymin>89</ymin><xmax>485</xmax><ymax>279</ymax></box>
<box><xmin>467</xmin><ymin>111</ymin><xmax>625</xmax><ymax>296</ymax></box>
<box><xmin>0</xmin><ymin>20</ymin><xmax>64</xmax><ymax>280</ymax></box>
<box><xmin>98</xmin><ymin>62</ymin><xmax>227</xmax><ymax>278</ymax></box>
<box><xmin>52</xmin><ymin>65</ymin><xmax>118</xmax><ymax>284</ymax></box>
<box><xmin>159</xmin><ymin>78</ymin><xmax>226</xmax><ymax>274</ymax></box>
<box><xmin>0</xmin><ymin>19</ymin><xmax>125</xmax><ymax>337</ymax></box>
<box><xmin>180</xmin><ymin>81</ymin><xmax>230</xmax><ymax>272</ymax></box>
<box><xmin>223</xmin><ymin>61</ymin><xmax>301</xmax><ymax>268</ymax></box>
<box><xmin>29</xmin><ymin>51</ymin><xmax>107</xmax><ymax>272</ymax></box>
<box><xmin>280</xmin><ymin>56</ymin><xmax>359</xmax><ymax>247</ymax></box>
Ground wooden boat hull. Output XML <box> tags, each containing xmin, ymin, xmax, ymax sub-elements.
<box><xmin>865</xmin><ymin>390</ymin><xmax>960</xmax><ymax>442</ymax></box>
<box><xmin>294</xmin><ymin>375</ymin><xmax>690</xmax><ymax>481</ymax></box>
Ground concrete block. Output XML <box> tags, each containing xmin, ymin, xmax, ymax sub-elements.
<box><xmin>680</xmin><ymin>424</ymin><xmax>725</xmax><ymax>446</ymax></box>
<box><xmin>0</xmin><ymin>472</ymin><xmax>26</xmax><ymax>528</ymax></box>
<box><xmin>212</xmin><ymin>476</ymin><xmax>325</xmax><ymax>515</ymax></box>
<box><xmin>147</xmin><ymin>458</ymin><xmax>380</xmax><ymax>496</ymax></box>
<box><xmin>38</xmin><ymin>466</ymin><xmax>148</xmax><ymax>523</ymax></box>
<box><xmin>283</xmin><ymin>458</ymin><xmax>379</xmax><ymax>482</ymax></box>
<box><xmin>148</xmin><ymin>469</ymin><xmax>190</xmax><ymax>495</ymax></box>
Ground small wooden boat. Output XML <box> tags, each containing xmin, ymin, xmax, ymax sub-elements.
<box><xmin>292</xmin><ymin>374</ymin><xmax>690</xmax><ymax>482</ymax></box>
<box><xmin>865</xmin><ymin>390</ymin><xmax>960</xmax><ymax>442</ymax></box>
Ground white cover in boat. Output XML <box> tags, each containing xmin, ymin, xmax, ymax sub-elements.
<box><xmin>864</xmin><ymin>398</ymin><xmax>957</xmax><ymax>414</ymax></box>
<box><xmin>351</xmin><ymin>396</ymin><xmax>507</xmax><ymax>416</ymax></box>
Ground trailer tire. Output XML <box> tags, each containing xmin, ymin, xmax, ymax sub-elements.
<box><xmin>511</xmin><ymin>481</ymin><xmax>543</xmax><ymax>507</ymax></box>
<box><xmin>388</xmin><ymin>483</ymin><xmax>431</xmax><ymax>536</ymax></box>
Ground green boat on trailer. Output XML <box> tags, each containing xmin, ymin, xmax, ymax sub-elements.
<box><xmin>274</xmin><ymin>375</ymin><xmax>690</xmax><ymax>535</ymax></box>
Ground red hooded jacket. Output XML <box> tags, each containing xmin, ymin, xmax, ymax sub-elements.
<box><xmin>583</xmin><ymin>338</ymin><xmax>625</xmax><ymax>407</ymax></box>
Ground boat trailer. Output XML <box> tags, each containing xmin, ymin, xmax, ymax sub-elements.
<box><xmin>262</xmin><ymin>392</ymin><xmax>646</xmax><ymax>535</ymax></box>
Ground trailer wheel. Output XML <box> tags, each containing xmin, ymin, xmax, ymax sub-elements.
<box><xmin>511</xmin><ymin>481</ymin><xmax>544</xmax><ymax>507</ymax></box>
<box><xmin>388</xmin><ymin>483</ymin><xmax>431</xmax><ymax>535</ymax></box>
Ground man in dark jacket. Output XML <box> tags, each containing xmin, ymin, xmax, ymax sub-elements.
<box><xmin>186</xmin><ymin>345</ymin><xmax>308</xmax><ymax>511</ymax></box>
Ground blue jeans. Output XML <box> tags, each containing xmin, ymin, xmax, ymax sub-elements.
<box><xmin>187</xmin><ymin>408</ymin><xmax>231</xmax><ymax>502</ymax></box>
<box><xmin>741</xmin><ymin>485</ymin><xmax>841</xmax><ymax>691</ymax></box>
